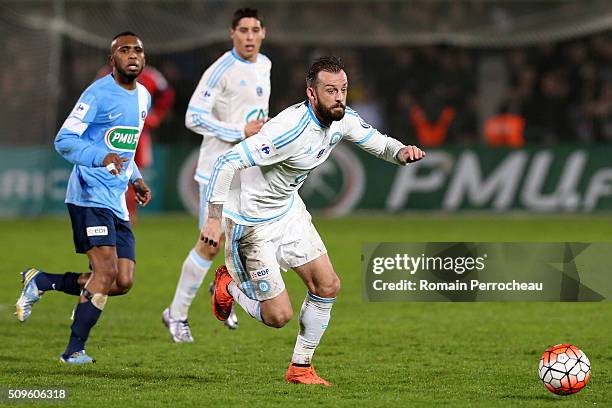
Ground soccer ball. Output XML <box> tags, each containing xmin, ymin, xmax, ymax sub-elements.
<box><xmin>538</xmin><ymin>344</ymin><xmax>591</xmax><ymax>395</ymax></box>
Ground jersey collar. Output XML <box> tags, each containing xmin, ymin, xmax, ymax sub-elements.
<box><xmin>231</xmin><ymin>48</ymin><xmax>255</xmax><ymax>64</ymax></box>
<box><xmin>305</xmin><ymin>100</ymin><xmax>327</xmax><ymax>129</ymax></box>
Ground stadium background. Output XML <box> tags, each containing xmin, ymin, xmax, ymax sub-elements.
<box><xmin>2</xmin><ymin>0</ymin><xmax>612</xmax><ymax>216</ymax></box>
<box><xmin>2</xmin><ymin>1</ymin><xmax>612</xmax><ymax>406</ymax></box>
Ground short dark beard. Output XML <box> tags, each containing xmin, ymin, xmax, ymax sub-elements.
<box><xmin>314</xmin><ymin>100</ymin><xmax>345</xmax><ymax>126</ymax></box>
<box><xmin>114</xmin><ymin>65</ymin><xmax>141</xmax><ymax>84</ymax></box>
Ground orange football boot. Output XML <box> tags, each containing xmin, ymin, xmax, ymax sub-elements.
<box><xmin>285</xmin><ymin>363</ymin><xmax>332</xmax><ymax>386</ymax></box>
<box><xmin>211</xmin><ymin>265</ymin><xmax>234</xmax><ymax>321</ymax></box>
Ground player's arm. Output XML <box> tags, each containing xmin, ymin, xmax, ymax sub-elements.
<box><xmin>54</xmin><ymin>93</ymin><xmax>129</xmax><ymax>173</ymax></box>
<box><xmin>130</xmin><ymin>163</ymin><xmax>152</xmax><ymax>206</ymax></box>
<box><xmin>200</xmin><ymin>120</ymin><xmax>297</xmax><ymax>247</ymax></box>
<box><xmin>343</xmin><ymin>109</ymin><xmax>426</xmax><ymax>165</ymax></box>
<box><xmin>185</xmin><ymin>64</ymin><xmax>263</xmax><ymax>142</ymax></box>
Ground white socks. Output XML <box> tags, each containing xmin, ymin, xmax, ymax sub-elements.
<box><xmin>291</xmin><ymin>292</ymin><xmax>335</xmax><ymax>365</ymax></box>
<box><xmin>228</xmin><ymin>281</ymin><xmax>262</xmax><ymax>322</ymax></box>
<box><xmin>169</xmin><ymin>249</ymin><xmax>212</xmax><ymax>321</ymax></box>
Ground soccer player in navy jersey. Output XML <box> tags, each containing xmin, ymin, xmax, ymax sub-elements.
<box><xmin>15</xmin><ymin>32</ymin><xmax>152</xmax><ymax>364</ymax></box>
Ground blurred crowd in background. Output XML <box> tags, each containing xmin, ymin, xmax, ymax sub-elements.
<box><xmin>3</xmin><ymin>1</ymin><xmax>611</xmax><ymax>148</ymax></box>
<box><xmin>90</xmin><ymin>33</ymin><xmax>608</xmax><ymax>148</ymax></box>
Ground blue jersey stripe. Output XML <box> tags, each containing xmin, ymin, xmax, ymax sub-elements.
<box><xmin>192</xmin><ymin>113</ymin><xmax>241</xmax><ymax>137</ymax></box>
<box><xmin>206</xmin><ymin>153</ymin><xmax>242</xmax><ymax>202</ymax></box>
<box><xmin>272</xmin><ymin>112</ymin><xmax>309</xmax><ymax>143</ymax></box>
<box><xmin>192</xmin><ymin>115</ymin><xmax>242</xmax><ymax>141</ymax></box>
<box><xmin>355</xmin><ymin>128</ymin><xmax>376</xmax><ymax>145</ymax></box>
<box><xmin>240</xmin><ymin>141</ymin><xmax>255</xmax><ymax>166</ymax></box>
<box><xmin>187</xmin><ymin>106</ymin><xmax>210</xmax><ymax>115</ymax></box>
<box><xmin>275</xmin><ymin>120</ymin><xmax>310</xmax><ymax>149</ymax></box>
<box><xmin>222</xmin><ymin>194</ymin><xmax>295</xmax><ymax>224</ymax></box>
<box><xmin>206</xmin><ymin>55</ymin><xmax>233</xmax><ymax>87</ymax></box>
<box><xmin>208</xmin><ymin>57</ymin><xmax>235</xmax><ymax>88</ymax></box>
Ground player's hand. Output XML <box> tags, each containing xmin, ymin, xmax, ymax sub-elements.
<box><xmin>132</xmin><ymin>178</ymin><xmax>152</xmax><ymax>206</ymax></box>
<box><xmin>102</xmin><ymin>153</ymin><xmax>129</xmax><ymax>175</ymax></box>
<box><xmin>244</xmin><ymin>119</ymin><xmax>266</xmax><ymax>138</ymax></box>
<box><xmin>397</xmin><ymin>145</ymin><xmax>426</xmax><ymax>164</ymax></box>
<box><xmin>200</xmin><ymin>217</ymin><xmax>222</xmax><ymax>247</ymax></box>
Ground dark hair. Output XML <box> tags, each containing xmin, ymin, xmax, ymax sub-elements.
<box><xmin>232</xmin><ymin>8</ymin><xmax>263</xmax><ymax>29</ymax></box>
<box><xmin>112</xmin><ymin>31</ymin><xmax>140</xmax><ymax>42</ymax></box>
<box><xmin>306</xmin><ymin>56</ymin><xmax>345</xmax><ymax>87</ymax></box>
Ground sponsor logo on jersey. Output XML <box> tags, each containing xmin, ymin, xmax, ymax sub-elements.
<box><xmin>86</xmin><ymin>226</ymin><xmax>108</xmax><ymax>236</ymax></box>
<box><xmin>105</xmin><ymin>126</ymin><xmax>140</xmax><ymax>152</ymax></box>
<box><xmin>316</xmin><ymin>148</ymin><xmax>326</xmax><ymax>158</ymax></box>
<box><xmin>256</xmin><ymin>86</ymin><xmax>263</xmax><ymax>96</ymax></box>
<box><xmin>245</xmin><ymin>108</ymin><xmax>268</xmax><ymax>122</ymax></box>
<box><xmin>250</xmin><ymin>268</ymin><xmax>270</xmax><ymax>280</ymax></box>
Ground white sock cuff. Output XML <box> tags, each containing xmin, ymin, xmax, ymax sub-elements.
<box><xmin>189</xmin><ymin>249</ymin><xmax>213</xmax><ymax>269</ymax></box>
<box><xmin>307</xmin><ymin>291</ymin><xmax>336</xmax><ymax>305</ymax></box>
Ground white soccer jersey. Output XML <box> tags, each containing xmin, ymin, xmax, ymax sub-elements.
<box><xmin>186</xmin><ymin>49</ymin><xmax>271</xmax><ymax>183</ymax></box>
<box><xmin>207</xmin><ymin>101</ymin><xmax>406</xmax><ymax>226</ymax></box>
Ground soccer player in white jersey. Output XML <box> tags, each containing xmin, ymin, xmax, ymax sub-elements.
<box><xmin>162</xmin><ymin>8</ymin><xmax>271</xmax><ymax>342</ymax></box>
<box><xmin>203</xmin><ymin>56</ymin><xmax>426</xmax><ymax>385</ymax></box>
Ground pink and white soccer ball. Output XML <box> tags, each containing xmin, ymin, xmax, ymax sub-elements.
<box><xmin>539</xmin><ymin>344</ymin><xmax>591</xmax><ymax>395</ymax></box>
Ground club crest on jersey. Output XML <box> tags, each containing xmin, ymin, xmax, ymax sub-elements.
<box><xmin>257</xmin><ymin>280</ymin><xmax>271</xmax><ymax>292</ymax></box>
<box><xmin>330</xmin><ymin>132</ymin><xmax>342</xmax><ymax>145</ymax></box>
<box><xmin>104</xmin><ymin>126</ymin><xmax>140</xmax><ymax>152</ymax></box>
<box><xmin>256</xmin><ymin>86</ymin><xmax>263</xmax><ymax>97</ymax></box>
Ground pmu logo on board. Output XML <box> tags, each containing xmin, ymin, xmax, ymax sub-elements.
<box><xmin>105</xmin><ymin>126</ymin><xmax>140</xmax><ymax>152</ymax></box>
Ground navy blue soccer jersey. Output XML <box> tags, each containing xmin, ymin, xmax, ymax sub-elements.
<box><xmin>55</xmin><ymin>74</ymin><xmax>151</xmax><ymax>220</ymax></box>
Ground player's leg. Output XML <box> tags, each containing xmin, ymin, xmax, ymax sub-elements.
<box><xmin>61</xmin><ymin>245</ymin><xmax>118</xmax><ymax>364</ymax></box>
<box><xmin>282</xmin><ymin>201</ymin><xmax>336</xmax><ymax>386</ymax></box>
<box><xmin>212</xmin><ymin>219</ymin><xmax>293</xmax><ymax>328</ymax></box>
<box><xmin>282</xmin><ymin>255</ymin><xmax>338</xmax><ymax>386</ymax></box>
<box><xmin>163</xmin><ymin>182</ymin><xmax>224</xmax><ymax>342</ymax></box>
<box><xmin>58</xmin><ymin>205</ymin><xmax>123</xmax><ymax>363</ymax></box>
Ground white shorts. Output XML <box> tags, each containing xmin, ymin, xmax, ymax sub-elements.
<box><xmin>198</xmin><ymin>182</ymin><xmax>209</xmax><ymax>230</ymax></box>
<box><xmin>223</xmin><ymin>198</ymin><xmax>327</xmax><ymax>301</ymax></box>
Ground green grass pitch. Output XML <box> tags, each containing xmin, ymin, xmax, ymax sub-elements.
<box><xmin>1</xmin><ymin>214</ymin><xmax>611</xmax><ymax>407</ymax></box>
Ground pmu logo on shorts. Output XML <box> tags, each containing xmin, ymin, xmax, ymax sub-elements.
<box><xmin>86</xmin><ymin>226</ymin><xmax>108</xmax><ymax>237</ymax></box>
<box><xmin>260</xmin><ymin>144</ymin><xmax>271</xmax><ymax>155</ymax></box>
<box><xmin>250</xmin><ymin>268</ymin><xmax>270</xmax><ymax>280</ymax></box>
<box><xmin>105</xmin><ymin>126</ymin><xmax>140</xmax><ymax>152</ymax></box>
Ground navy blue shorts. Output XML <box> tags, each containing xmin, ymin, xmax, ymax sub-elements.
<box><xmin>67</xmin><ymin>204</ymin><xmax>136</xmax><ymax>261</ymax></box>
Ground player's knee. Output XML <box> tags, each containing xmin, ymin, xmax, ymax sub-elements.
<box><xmin>115</xmin><ymin>275</ymin><xmax>134</xmax><ymax>295</ymax></box>
<box><xmin>265</xmin><ymin>310</ymin><xmax>292</xmax><ymax>328</ymax></box>
<box><xmin>93</xmin><ymin>260</ymin><xmax>118</xmax><ymax>287</ymax></box>
<box><xmin>314</xmin><ymin>275</ymin><xmax>341</xmax><ymax>299</ymax></box>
